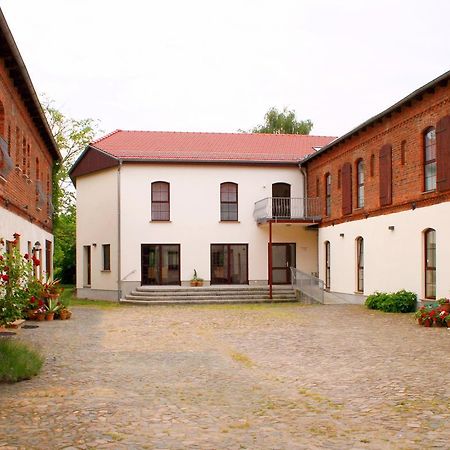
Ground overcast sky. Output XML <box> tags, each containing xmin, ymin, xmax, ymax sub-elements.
<box><xmin>2</xmin><ymin>0</ymin><xmax>449</xmax><ymax>138</ymax></box>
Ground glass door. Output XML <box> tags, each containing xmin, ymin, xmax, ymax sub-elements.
<box><xmin>272</xmin><ymin>183</ymin><xmax>291</xmax><ymax>218</ymax></box>
<box><xmin>211</xmin><ymin>244</ymin><xmax>248</xmax><ymax>284</ymax></box>
<box><xmin>141</xmin><ymin>244</ymin><xmax>180</xmax><ymax>285</ymax></box>
<box><xmin>271</xmin><ymin>243</ymin><xmax>296</xmax><ymax>284</ymax></box>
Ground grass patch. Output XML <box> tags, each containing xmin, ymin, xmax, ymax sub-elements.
<box><xmin>0</xmin><ymin>339</ymin><xmax>44</xmax><ymax>382</ymax></box>
<box><xmin>61</xmin><ymin>285</ymin><xmax>123</xmax><ymax>309</ymax></box>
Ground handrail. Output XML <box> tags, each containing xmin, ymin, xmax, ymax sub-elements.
<box><xmin>290</xmin><ymin>267</ymin><xmax>324</xmax><ymax>304</ymax></box>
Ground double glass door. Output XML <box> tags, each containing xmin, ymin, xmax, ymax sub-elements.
<box><xmin>211</xmin><ymin>244</ymin><xmax>248</xmax><ymax>284</ymax></box>
<box><xmin>271</xmin><ymin>243</ymin><xmax>296</xmax><ymax>284</ymax></box>
<box><xmin>141</xmin><ymin>244</ymin><xmax>180</xmax><ymax>285</ymax></box>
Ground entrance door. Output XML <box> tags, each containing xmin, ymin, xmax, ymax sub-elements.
<box><xmin>141</xmin><ymin>244</ymin><xmax>180</xmax><ymax>285</ymax></box>
<box><xmin>271</xmin><ymin>243</ymin><xmax>296</xmax><ymax>284</ymax></box>
<box><xmin>272</xmin><ymin>183</ymin><xmax>291</xmax><ymax>218</ymax></box>
<box><xmin>211</xmin><ymin>244</ymin><xmax>248</xmax><ymax>284</ymax></box>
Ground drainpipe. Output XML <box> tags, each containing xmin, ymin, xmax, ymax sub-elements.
<box><xmin>299</xmin><ymin>163</ymin><xmax>308</xmax><ymax>217</ymax></box>
<box><xmin>269</xmin><ymin>220</ymin><xmax>273</xmax><ymax>300</ymax></box>
<box><xmin>117</xmin><ymin>160</ymin><xmax>122</xmax><ymax>302</ymax></box>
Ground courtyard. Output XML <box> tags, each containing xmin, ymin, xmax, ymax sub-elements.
<box><xmin>0</xmin><ymin>303</ymin><xmax>449</xmax><ymax>449</ymax></box>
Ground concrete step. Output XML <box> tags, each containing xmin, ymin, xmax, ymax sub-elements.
<box><xmin>135</xmin><ymin>286</ymin><xmax>294</xmax><ymax>294</ymax></box>
<box><xmin>129</xmin><ymin>290</ymin><xmax>294</xmax><ymax>298</ymax></box>
<box><xmin>121</xmin><ymin>297</ymin><xmax>297</xmax><ymax>306</ymax></box>
<box><xmin>125</xmin><ymin>293</ymin><xmax>296</xmax><ymax>302</ymax></box>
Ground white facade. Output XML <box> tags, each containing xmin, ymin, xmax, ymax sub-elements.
<box><xmin>76</xmin><ymin>163</ymin><xmax>318</xmax><ymax>300</ymax></box>
<box><xmin>318</xmin><ymin>202</ymin><xmax>450</xmax><ymax>302</ymax></box>
<box><xmin>0</xmin><ymin>208</ymin><xmax>54</xmax><ymax>278</ymax></box>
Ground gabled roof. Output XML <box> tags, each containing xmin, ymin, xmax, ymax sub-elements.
<box><xmin>87</xmin><ymin>130</ymin><xmax>336</xmax><ymax>164</ymax></box>
<box><xmin>300</xmin><ymin>69</ymin><xmax>450</xmax><ymax>165</ymax></box>
<box><xmin>0</xmin><ymin>8</ymin><xmax>60</xmax><ymax>160</ymax></box>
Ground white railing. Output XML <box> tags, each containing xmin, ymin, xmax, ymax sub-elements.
<box><xmin>253</xmin><ymin>197</ymin><xmax>321</xmax><ymax>222</ymax></box>
<box><xmin>290</xmin><ymin>267</ymin><xmax>325</xmax><ymax>304</ymax></box>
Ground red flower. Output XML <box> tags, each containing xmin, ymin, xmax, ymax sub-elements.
<box><xmin>33</xmin><ymin>259</ymin><xmax>40</xmax><ymax>267</ymax></box>
<box><xmin>13</xmin><ymin>233</ymin><xmax>20</xmax><ymax>238</ymax></box>
<box><xmin>30</xmin><ymin>296</ymin><xmax>36</xmax><ymax>303</ymax></box>
<box><xmin>0</xmin><ymin>255</ymin><xmax>3</xmax><ymax>261</ymax></box>
<box><xmin>38</xmin><ymin>299</ymin><xmax>44</xmax><ymax>307</ymax></box>
<box><xmin>3</xmin><ymin>266</ymin><xmax>9</xmax><ymax>272</ymax></box>
<box><xmin>24</xmin><ymin>253</ymin><xmax>30</xmax><ymax>260</ymax></box>
<box><xmin>2</xmin><ymin>274</ymin><xmax>9</xmax><ymax>281</ymax></box>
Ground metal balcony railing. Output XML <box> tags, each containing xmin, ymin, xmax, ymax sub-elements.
<box><xmin>253</xmin><ymin>197</ymin><xmax>321</xmax><ymax>223</ymax></box>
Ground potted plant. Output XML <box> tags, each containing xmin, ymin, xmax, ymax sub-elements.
<box><xmin>438</xmin><ymin>298</ymin><xmax>450</xmax><ymax>313</ymax></box>
<box><xmin>35</xmin><ymin>302</ymin><xmax>46</xmax><ymax>321</ymax></box>
<box><xmin>45</xmin><ymin>299</ymin><xmax>61</xmax><ymax>321</ymax></box>
<box><xmin>190</xmin><ymin>269</ymin><xmax>204</xmax><ymax>287</ymax></box>
<box><xmin>42</xmin><ymin>279</ymin><xmax>64</xmax><ymax>300</ymax></box>
<box><xmin>435</xmin><ymin>309</ymin><xmax>449</xmax><ymax>327</ymax></box>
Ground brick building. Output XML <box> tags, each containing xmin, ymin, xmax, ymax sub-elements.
<box><xmin>301</xmin><ymin>71</ymin><xmax>450</xmax><ymax>302</ymax></box>
<box><xmin>0</xmin><ymin>9</ymin><xmax>60</xmax><ymax>278</ymax></box>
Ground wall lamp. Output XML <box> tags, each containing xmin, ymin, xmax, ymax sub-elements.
<box><xmin>32</xmin><ymin>241</ymin><xmax>41</xmax><ymax>253</ymax></box>
<box><xmin>388</xmin><ymin>226</ymin><xmax>395</xmax><ymax>231</ymax></box>
<box><xmin>339</xmin><ymin>233</ymin><xmax>345</xmax><ymax>238</ymax></box>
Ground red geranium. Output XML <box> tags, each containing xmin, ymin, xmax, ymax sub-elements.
<box><xmin>24</xmin><ymin>253</ymin><xmax>29</xmax><ymax>260</ymax></box>
<box><xmin>2</xmin><ymin>274</ymin><xmax>9</xmax><ymax>281</ymax></box>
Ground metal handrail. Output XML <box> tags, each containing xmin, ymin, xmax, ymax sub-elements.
<box><xmin>290</xmin><ymin>267</ymin><xmax>325</xmax><ymax>304</ymax></box>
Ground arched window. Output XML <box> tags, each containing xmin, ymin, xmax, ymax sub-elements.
<box><xmin>356</xmin><ymin>159</ymin><xmax>364</xmax><ymax>208</ymax></box>
<box><xmin>370</xmin><ymin>154</ymin><xmax>375</xmax><ymax>177</ymax></box>
<box><xmin>400</xmin><ymin>140</ymin><xmax>406</xmax><ymax>166</ymax></box>
<box><xmin>151</xmin><ymin>181</ymin><xmax>170</xmax><ymax>221</ymax></box>
<box><xmin>325</xmin><ymin>173</ymin><xmax>331</xmax><ymax>216</ymax></box>
<box><xmin>356</xmin><ymin>237</ymin><xmax>364</xmax><ymax>293</ymax></box>
<box><xmin>220</xmin><ymin>182</ymin><xmax>238</xmax><ymax>221</ymax></box>
<box><xmin>325</xmin><ymin>241</ymin><xmax>331</xmax><ymax>289</ymax></box>
<box><xmin>272</xmin><ymin>182</ymin><xmax>291</xmax><ymax>218</ymax></box>
<box><xmin>424</xmin><ymin>127</ymin><xmax>436</xmax><ymax>191</ymax></box>
<box><xmin>424</xmin><ymin>228</ymin><xmax>436</xmax><ymax>299</ymax></box>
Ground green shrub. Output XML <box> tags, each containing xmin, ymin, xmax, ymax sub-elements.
<box><xmin>365</xmin><ymin>290</ymin><xmax>417</xmax><ymax>313</ymax></box>
<box><xmin>0</xmin><ymin>339</ymin><xmax>44</xmax><ymax>382</ymax></box>
<box><xmin>365</xmin><ymin>292</ymin><xmax>389</xmax><ymax>310</ymax></box>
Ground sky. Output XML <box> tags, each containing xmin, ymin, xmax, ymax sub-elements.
<box><xmin>1</xmin><ymin>0</ymin><xmax>449</xmax><ymax>139</ymax></box>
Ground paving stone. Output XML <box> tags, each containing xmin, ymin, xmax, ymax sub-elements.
<box><xmin>0</xmin><ymin>304</ymin><xmax>448</xmax><ymax>449</ymax></box>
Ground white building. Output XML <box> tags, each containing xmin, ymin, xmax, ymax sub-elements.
<box><xmin>70</xmin><ymin>131</ymin><xmax>334</xmax><ymax>300</ymax></box>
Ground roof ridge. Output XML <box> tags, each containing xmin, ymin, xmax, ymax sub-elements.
<box><xmin>94</xmin><ymin>129</ymin><xmax>337</xmax><ymax>139</ymax></box>
<box><xmin>91</xmin><ymin>129</ymin><xmax>122</xmax><ymax>145</ymax></box>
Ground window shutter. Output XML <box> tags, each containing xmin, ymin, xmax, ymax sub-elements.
<box><xmin>379</xmin><ymin>144</ymin><xmax>392</xmax><ymax>206</ymax></box>
<box><xmin>341</xmin><ymin>162</ymin><xmax>352</xmax><ymax>215</ymax></box>
<box><xmin>436</xmin><ymin>115</ymin><xmax>450</xmax><ymax>192</ymax></box>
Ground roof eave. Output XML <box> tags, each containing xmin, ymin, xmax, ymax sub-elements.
<box><xmin>299</xmin><ymin>69</ymin><xmax>450</xmax><ymax>166</ymax></box>
<box><xmin>0</xmin><ymin>8</ymin><xmax>61</xmax><ymax>161</ymax></box>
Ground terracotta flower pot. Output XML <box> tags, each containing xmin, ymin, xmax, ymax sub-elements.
<box><xmin>45</xmin><ymin>312</ymin><xmax>54</xmax><ymax>321</ymax></box>
<box><xmin>36</xmin><ymin>312</ymin><xmax>46</xmax><ymax>321</ymax></box>
<box><xmin>59</xmin><ymin>310</ymin><xmax>70</xmax><ymax>320</ymax></box>
<box><xmin>27</xmin><ymin>310</ymin><xmax>37</xmax><ymax>320</ymax></box>
<box><xmin>423</xmin><ymin>319</ymin><xmax>433</xmax><ymax>327</ymax></box>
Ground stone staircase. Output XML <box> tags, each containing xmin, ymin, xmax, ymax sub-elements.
<box><xmin>122</xmin><ymin>285</ymin><xmax>297</xmax><ymax>305</ymax></box>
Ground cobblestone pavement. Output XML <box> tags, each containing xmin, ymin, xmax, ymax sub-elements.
<box><xmin>0</xmin><ymin>303</ymin><xmax>449</xmax><ymax>449</ymax></box>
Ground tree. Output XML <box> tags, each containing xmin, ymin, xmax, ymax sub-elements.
<box><xmin>251</xmin><ymin>107</ymin><xmax>313</xmax><ymax>135</ymax></box>
<box><xmin>41</xmin><ymin>97</ymin><xmax>99</xmax><ymax>283</ymax></box>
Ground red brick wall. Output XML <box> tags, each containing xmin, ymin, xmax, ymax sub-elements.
<box><xmin>0</xmin><ymin>58</ymin><xmax>54</xmax><ymax>233</ymax></box>
<box><xmin>305</xmin><ymin>82</ymin><xmax>450</xmax><ymax>226</ymax></box>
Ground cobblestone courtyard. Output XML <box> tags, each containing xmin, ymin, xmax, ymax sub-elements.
<box><xmin>0</xmin><ymin>303</ymin><xmax>449</xmax><ymax>449</ymax></box>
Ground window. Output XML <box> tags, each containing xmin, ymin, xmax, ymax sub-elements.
<box><xmin>220</xmin><ymin>182</ymin><xmax>238</xmax><ymax>221</ymax></box>
<box><xmin>0</xmin><ymin>100</ymin><xmax>4</xmax><ymax>139</ymax></box>
<box><xmin>379</xmin><ymin>144</ymin><xmax>393</xmax><ymax>206</ymax></box>
<box><xmin>22</xmin><ymin>137</ymin><xmax>26</xmax><ymax>172</ymax></box>
<box><xmin>102</xmin><ymin>244</ymin><xmax>111</xmax><ymax>271</ymax></box>
<box><xmin>424</xmin><ymin>229</ymin><xmax>436</xmax><ymax>299</ymax></box>
<box><xmin>337</xmin><ymin>169</ymin><xmax>341</xmax><ymax>189</ymax></box>
<box><xmin>151</xmin><ymin>181</ymin><xmax>170</xmax><ymax>221</ymax></box>
<box><xmin>325</xmin><ymin>173</ymin><xmax>331</xmax><ymax>216</ymax></box>
<box><xmin>15</xmin><ymin>127</ymin><xmax>20</xmax><ymax>168</ymax></box>
<box><xmin>424</xmin><ymin>127</ymin><xmax>436</xmax><ymax>191</ymax></box>
<box><xmin>356</xmin><ymin>237</ymin><xmax>364</xmax><ymax>293</ymax></box>
<box><xmin>356</xmin><ymin>159</ymin><xmax>364</xmax><ymax>208</ymax></box>
<box><xmin>325</xmin><ymin>241</ymin><xmax>330</xmax><ymax>289</ymax></box>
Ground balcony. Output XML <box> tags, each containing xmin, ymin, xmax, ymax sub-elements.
<box><xmin>253</xmin><ymin>197</ymin><xmax>322</xmax><ymax>224</ymax></box>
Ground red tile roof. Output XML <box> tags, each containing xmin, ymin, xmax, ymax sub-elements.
<box><xmin>91</xmin><ymin>130</ymin><xmax>336</xmax><ymax>164</ymax></box>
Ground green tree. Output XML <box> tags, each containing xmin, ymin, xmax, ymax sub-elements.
<box><xmin>251</xmin><ymin>107</ymin><xmax>313</xmax><ymax>135</ymax></box>
<box><xmin>41</xmin><ymin>97</ymin><xmax>99</xmax><ymax>283</ymax></box>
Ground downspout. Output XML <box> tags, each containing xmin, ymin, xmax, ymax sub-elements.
<box><xmin>299</xmin><ymin>163</ymin><xmax>308</xmax><ymax>217</ymax></box>
<box><xmin>117</xmin><ymin>160</ymin><xmax>123</xmax><ymax>302</ymax></box>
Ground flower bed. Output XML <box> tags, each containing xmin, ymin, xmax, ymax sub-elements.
<box><xmin>415</xmin><ymin>299</ymin><xmax>450</xmax><ymax>327</ymax></box>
